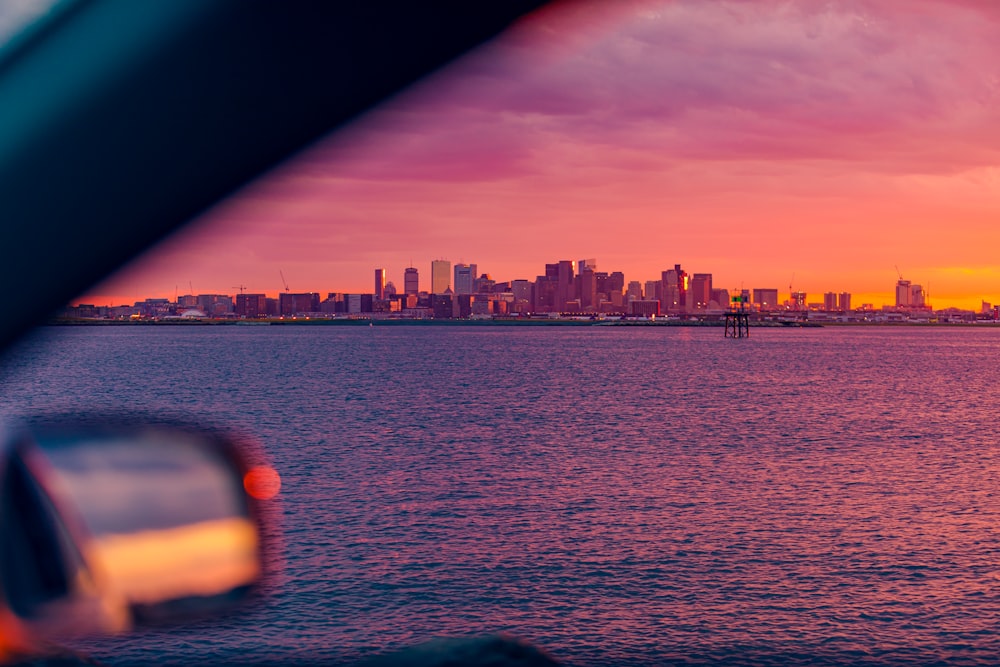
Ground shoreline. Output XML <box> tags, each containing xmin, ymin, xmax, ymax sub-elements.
<box><xmin>46</xmin><ymin>317</ymin><xmax>1000</xmax><ymax>328</ymax></box>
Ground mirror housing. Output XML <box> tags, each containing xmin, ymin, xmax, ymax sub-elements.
<box><xmin>0</xmin><ymin>415</ymin><xmax>278</xmax><ymax>659</ymax></box>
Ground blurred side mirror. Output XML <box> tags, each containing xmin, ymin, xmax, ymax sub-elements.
<box><xmin>0</xmin><ymin>415</ymin><xmax>278</xmax><ymax>660</ymax></box>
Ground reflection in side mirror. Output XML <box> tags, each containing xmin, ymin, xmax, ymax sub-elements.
<box><xmin>0</xmin><ymin>416</ymin><xmax>278</xmax><ymax>659</ymax></box>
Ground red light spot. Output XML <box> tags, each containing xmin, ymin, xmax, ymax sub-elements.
<box><xmin>244</xmin><ymin>466</ymin><xmax>281</xmax><ymax>500</ymax></box>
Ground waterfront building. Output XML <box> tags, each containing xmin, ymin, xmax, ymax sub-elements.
<box><xmin>197</xmin><ymin>294</ymin><xmax>234</xmax><ymax>317</ymax></box>
<box><xmin>431</xmin><ymin>259</ymin><xmax>450</xmax><ymax>294</ymax></box>
<box><xmin>911</xmin><ymin>284</ymin><xmax>926</xmax><ymax>308</ymax></box>
<box><xmin>839</xmin><ymin>292</ymin><xmax>851</xmax><ymax>311</ymax></box>
<box><xmin>404</xmin><ymin>267</ymin><xmax>419</xmax><ymax>295</ymax></box>
<box><xmin>630</xmin><ymin>300</ymin><xmax>660</xmax><ymax>317</ymax></box>
<box><xmin>753</xmin><ymin>288</ymin><xmax>779</xmax><ymax>310</ymax></box>
<box><xmin>375</xmin><ymin>268</ymin><xmax>385</xmax><ymax>299</ymax></box>
<box><xmin>279</xmin><ymin>292</ymin><xmax>320</xmax><ymax>316</ymax></box>
<box><xmin>824</xmin><ymin>292</ymin><xmax>838</xmax><ymax>311</ymax></box>
<box><xmin>626</xmin><ymin>281</ymin><xmax>643</xmax><ymax>302</ymax></box>
<box><xmin>235</xmin><ymin>293</ymin><xmax>267</xmax><ymax>318</ymax></box>
<box><xmin>689</xmin><ymin>273</ymin><xmax>712</xmax><ymax>311</ymax></box>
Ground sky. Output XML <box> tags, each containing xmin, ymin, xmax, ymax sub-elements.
<box><xmin>65</xmin><ymin>0</ymin><xmax>1000</xmax><ymax>310</ymax></box>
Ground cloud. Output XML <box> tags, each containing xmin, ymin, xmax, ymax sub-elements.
<box><xmin>81</xmin><ymin>0</ymin><xmax>1000</xmax><ymax>307</ymax></box>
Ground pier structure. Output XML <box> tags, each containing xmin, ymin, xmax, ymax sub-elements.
<box><xmin>725</xmin><ymin>294</ymin><xmax>750</xmax><ymax>338</ymax></box>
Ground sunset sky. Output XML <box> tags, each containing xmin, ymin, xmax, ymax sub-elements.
<box><xmin>72</xmin><ymin>0</ymin><xmax>1000</xmax><ymax>309</ymax></box>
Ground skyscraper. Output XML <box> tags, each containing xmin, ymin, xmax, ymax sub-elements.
<box><xmin>556</xmin><ymin>260</ymin><xmax>575</xmax><ymax>311</ymax></box>
<box><xmin>374</xmin><ymin>268</ymin><xmax>385</xmax><ymax>300</ymax></box>
<box><xmin>824</xmin><ymin>292</ymin><xmax>838</xmax><ymax>311</ymax></box>
<box><xmin>404</xmin><ymin>267</ymin><xmax>419</xmax><ymax>295</ymax></box>
<box><xmin>431</xmin><ymin>259</ymin><xmax>451</xmax><ymax>294</ymax></box>
<box><xmin>660</xmin><ymin>264</ymin><xmax>688</xmax><ymax>313</ymax></box>
<box><xmin>689</xmin><ymin>273</ymin><xmax>712</xmax><ymax>310</ymax></box>
<box><xmin>578</xmin><ymin>266</ymin><xmax>597</xmax><ymax>310</ymax></box>
<box><xmin>454</xmin><ymin>263</ymin><xmax>477</xmax><ymax>295</ymax></box>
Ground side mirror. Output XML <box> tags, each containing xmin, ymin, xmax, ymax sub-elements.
<box><xmin>0</xmin><ymin>415</ymin><xmax>278</xmax><ymax>660</ymax></box>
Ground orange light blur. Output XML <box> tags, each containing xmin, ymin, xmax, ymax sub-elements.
<box><xmin>244</xmin><ymin>466</ymin><xmax>281</xmax><ymax>500</ymax></box>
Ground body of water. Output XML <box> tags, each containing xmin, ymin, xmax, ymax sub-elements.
<box><xmin>2</xmin><ymin>324</ymin><xmax>1000</xmax><ymax>665</ymax></box>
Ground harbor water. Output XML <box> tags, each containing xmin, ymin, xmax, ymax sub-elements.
<box><xmin>2</xmin><ymin>324</ymin><xmax>1000</xmax><ymax>665</ymax></box>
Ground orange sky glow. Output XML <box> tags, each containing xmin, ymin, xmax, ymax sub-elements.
<box><xmin>78</xmin><ymin>0</ymin><xmax>1000</xmax><ymax>311</ymax></box>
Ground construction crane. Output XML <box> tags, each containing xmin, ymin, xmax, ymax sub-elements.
<box><xmin>279</xmin><ymin>270</ymin><xmax>290</xmax><ymax>293</ymax></box>
<box><xmin>232</xmin><ymin>284</ymin><xmax>246</xmax><ymax>295</ymax></box>
<box><xmin>895</xmin><ymin>265</ymin><xmax>903</xmax><ymax>280</ymax></box>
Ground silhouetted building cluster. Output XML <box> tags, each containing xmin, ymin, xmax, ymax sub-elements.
<box><xmin>60</xmin><ymin>259</ymin><xmax>997</xmax><ymax>323</ymax></box>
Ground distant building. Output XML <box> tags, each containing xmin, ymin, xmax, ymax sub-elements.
<box><xmin>689</xmin><ymin>273</ymin><xmax>712</xmax><ymax>311</ymax></box>
<box><xmin>431</xmin><ymin>260</ymin><xmax>451</xmax><ymax>294</ymax></box>
<box><xmin>824</xmin><ymin>292</ymin><xmax>838</xmax><ymax>311</ymax></box>
<box><xmin>475</xmin><ymin>273</ymin><xmax>495</xmax><ymax>293</ymax></box>
<box><xmin>279</xmin><ymin>292</ymin><xmax>320</xmax><ymax>316</ymax></box>
<box><xmin>511</xmin><ymin>279</ymin><xmax>533</xmax><ymax>312</ymax></box>
<box><xmin>626</xmin><ymin>281</ymin><xmax>643</xmax><ymax>302</ymax></box>
<box><xmin>454</xmin><ymin>263</ymin><xmax>477</xmax><ymax>295</ymax></box>
<box><xmin>404</xmin><ymin>267</ymin><xmax>419</xmax><ymax>295</ymax></box>
<box><xmin>753</xmin><ymin>288</ymin><xmax>779</xmax><ymax>310</ymax></box>
<box><xmin>197</xmin><ymin>294</ymin><xmax>233</xmax><ymax>317</ymax></box>
<box><xmin>375</xmin><ymin>268</ymin><xmax>386</xmax><ymax>300</ymax></box>
<box><xmin>534</xmin><ymin>275</ymin><xmax>557</xmax><ymax>312</ymax></box>
<box><xmin>839</xmin><ymin>292</ymin><xmax>851</xmax><ymax>310</ymax></box>
<box><xmin>556</xmin><ymin>260</ymin><xmax>575</xmax><ymax>310</ymax></box>
<box><xmin>895</xmin><ymin>279</ymin><xmax>911</xmax><ymax>308</ymax></box>
<box><xmin>644</xmin><ymin>280</ymin><xmax>659</xmax><ymax>304</ymax></box>
<box><xmin>430</xmin><ymin>294</ymin><xmax>453</xmax><ymax>318</ymax></box>
<box><xmin>790</xmin><ymin>291</ymin><xmax>807</xmax><ymax>310</ymax></box>
<box><xmin>236</xmin><ymin>293</ymin><xmax>267</xmax><ymax>318</ymax></box>
<box><xmin>660</xmin><ymin>264</ymin><xmax>687</xmax><ymax>313</ymax></box>
<box><xmin>578</xmin><ymin>266</ymin><xmax>597</xmax><ymax>310</ymax></box>
<box><xmin>911</xmin><ymin>284</ymin><xmax>926</xmax><ymax>308</ymax></box>
<box><xmin>630</xmin><ymin>300</ymin><xmax>660</xmax><ymax>317</ymax></box>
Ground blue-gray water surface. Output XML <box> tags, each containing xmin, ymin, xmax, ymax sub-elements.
<box><xmin>2</xmin><ymin>324</ymin><xmax>1000</xmax><ymax>666</ymax></box>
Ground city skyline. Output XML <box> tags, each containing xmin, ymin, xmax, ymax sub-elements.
<box><xmin>71</xmin><ymin>255</ymin><xmax>993</xmax><ymax>319</ymax></box>
<box><xmin>72</xmin><ymin>0</ymin><xmax>1000</xmax><ymax>310</ymax></box>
